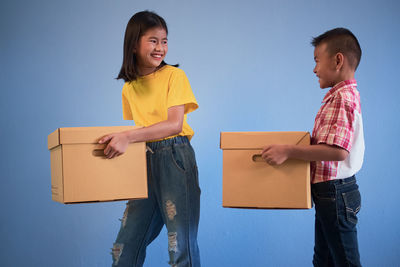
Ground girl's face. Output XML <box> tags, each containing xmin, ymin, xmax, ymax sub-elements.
<box><xmin>135</xmin><ymin>27</ymin><xmax>168</xmax><ymax>76</ymax></box>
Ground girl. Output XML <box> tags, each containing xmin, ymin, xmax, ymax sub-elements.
<box><xmin>99</xmin><ymin>11</ymin><xmax>201</xmax><ymax>267</ymax></box>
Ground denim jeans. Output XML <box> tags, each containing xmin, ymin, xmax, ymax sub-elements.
<box><xmin>312</xmin><ymin>176</ymin><xmax>362</xmax><ymax>267</ymax></box>
<box><xmin>112</xmin><ymin>136</ymin><xmax>201</xmax><ymax>267</ymax></box>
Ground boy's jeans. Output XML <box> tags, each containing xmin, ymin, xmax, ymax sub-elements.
<box><xmin>312</xmin><ymin>176</ymin><xmax>361</xmax><ymax>267</ymax></box>
<box><xmin>112</xmin><ymin>136</ymin><xmax>201</xmax><ymax>267</ymax></box>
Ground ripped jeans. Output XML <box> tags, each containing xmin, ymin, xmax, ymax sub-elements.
<box><xmin>112</xmin><ymin>136</ymin><xmax>201</xmax><ymax>267</ymax></box>
<box><xmin>312</xmin><ymin>176</ymin><xmax>362</xmax><ymax>267</ymax></box>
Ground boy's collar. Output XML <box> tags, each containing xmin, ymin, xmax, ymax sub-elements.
<box><xmin>322</xmin><ymin>79</ymin><xmax>357</xmax><ymax>103</ymax></box>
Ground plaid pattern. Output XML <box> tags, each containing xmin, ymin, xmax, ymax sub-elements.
<box><xmin>311</xmin><ymin>79</ymin><xmax>361</xmax><ymax>184</ymax></box>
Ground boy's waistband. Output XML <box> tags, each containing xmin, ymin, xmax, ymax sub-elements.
<box><xmin>311</xmin><ymin>176</ymin><xmax>356</xmax><ymax>191</ymax></box>
<box><xmin>146</xmin><ymin>136</ymin><xmax>189</xmax><ymax>152</ymax></box>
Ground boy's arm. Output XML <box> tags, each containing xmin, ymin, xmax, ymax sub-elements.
<box><xmin>99</xmin><ymin>105</ymin><xmax>184</xmax><ymax>159</ymax></box>
<box><xmin>261</xmin><ymin>143</ymin><xmax>349</xmax><ymax>165</ymax></box>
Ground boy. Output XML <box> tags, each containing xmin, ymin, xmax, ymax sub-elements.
<box><xmin>261</xmin><ymin>28</ymin><xmax>364</xmax><ymax>267</ymax></box>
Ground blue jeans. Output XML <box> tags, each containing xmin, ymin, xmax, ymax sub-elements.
<box><xmin>112</xmin><ymin>136</ymin><xmax>201</xmax><ymax>267</ymax></box>
<box><xmin>312</xmin><ymin>176</ymin><xmax>362</xmax><ymax>267</ymax></box>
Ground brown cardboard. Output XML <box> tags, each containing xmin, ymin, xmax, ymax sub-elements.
<box><xmin>220</xmin><ymin>131</ymin><xmax>311</xmax><ymax>209</ymax></box>
<box><xmin>48</xmin><ymin>126</ymin><xmax>148</xmax><ymax>204</ymax></box>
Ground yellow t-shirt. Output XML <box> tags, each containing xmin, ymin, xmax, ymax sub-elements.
<box><xmin>122</xmin><ymin>65</ymin><xmax>198</xmax><ymax>140</ymax></box>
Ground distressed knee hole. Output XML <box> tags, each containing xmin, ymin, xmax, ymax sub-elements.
<box><xmin>165</xmin><ymin>200</ymin><xmax>177</xmax><ymax>220</ymax></box>
<box><xmin>119</xmin><ymin>203</ymin><xmax>129</xmax><ymax>228</ymax></box>
<box><xmin>111</xmin><ymin>243</ymin><xmax>124</xmax><ymax>265</ymax></box>
<box><xmin>168</xmin><ymin>232</ymin><xmax>178</xmax><ymax>253</ymax></box>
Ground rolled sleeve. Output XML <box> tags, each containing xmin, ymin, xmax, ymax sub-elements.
<box><xmin>317</xmin><ymin>97</ymin><xmax>355</xmax><ymax>152</ymax></box>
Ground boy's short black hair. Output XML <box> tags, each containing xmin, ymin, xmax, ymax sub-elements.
<box><xmin>312</xmin><ymin>28</ymin><xmax>362</xmax><ymax>70</ymax></box>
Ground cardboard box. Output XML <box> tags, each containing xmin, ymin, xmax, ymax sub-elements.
<box><xmin>220</xmin><ymin>131</ymin><xmax>311</xmax><ymax>209</ymax></box>
<box><xmin>48</xmin><ymin>126</ymin><xmax>148</xmax><ymax>204</ymax></box>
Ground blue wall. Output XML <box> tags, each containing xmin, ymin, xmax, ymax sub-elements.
<box><xmin>1</xmin><ymin>0</ymin><xmax>399</xmax><ymax>266</ymax></box>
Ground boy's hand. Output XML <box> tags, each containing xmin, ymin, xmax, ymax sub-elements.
<box><xmin>261</xmin><ymin>145</ymin><xmax>290</xmax><ymax>165</ymax></box>
<box><xmin>98</xmin><ymin>132</ymin><xmax>130</xmax><ymax>159</ymax></box>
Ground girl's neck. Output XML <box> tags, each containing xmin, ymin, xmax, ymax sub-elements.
<box><xmin>137</xmin><ymin>63</ymin><xmax>165</xmax><ymax>77</ymax></box>
<box><xmin>137</xmin><ymin>66</ymin><xmax>157</xmax><ymax>76</ymax></box>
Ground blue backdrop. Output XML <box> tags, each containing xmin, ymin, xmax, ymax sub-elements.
<box><xmin>1</xmin><ymin>0</ymin><xmax>399</xmax><ymax>266</ymax></box>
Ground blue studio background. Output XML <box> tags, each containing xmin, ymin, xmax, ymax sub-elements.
<box><xmin>1</xmin><ymin>0</ymin><xmax>399</xmax><ymax>266</ymax></box>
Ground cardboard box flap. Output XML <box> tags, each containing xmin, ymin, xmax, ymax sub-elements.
<box><xmin>48</xmin><ymin>128</ymin><xmax>60</xmax><ymax>150</ymax></box>
<box><xmin>47</xmin><ymin>126</ymin><xmax>137</xmax><ymax>150</ymax></box>
<box><xmin>220</xmin><ymin>131</ymin><xmax>310</xmax><ymax>150</ymax></box>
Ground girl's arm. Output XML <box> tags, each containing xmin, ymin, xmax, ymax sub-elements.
<box><xmin>99</xmin><ymin>105</ymin><xmax>184</xmax><ymax>159</ymax></box>
<box><xmin>261</xmin><ymin>143</ymin><xmax>349</xmax><ymax>165</ymax></box>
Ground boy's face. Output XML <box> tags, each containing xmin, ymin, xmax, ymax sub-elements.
<box><xmin>313</xmin><ymin>42</ymin><xmax>339</xmax><ymax>89</ymax></box>
<box><xmin>135</xmin><ymin>27</ymin><xmax>168</xmax><ymax>76</ymax></box>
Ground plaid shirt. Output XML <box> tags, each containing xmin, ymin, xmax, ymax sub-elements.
<box><xmin>311</xmin><ymin>79</ymin><xmax>364</xmax><ymax>184</ymax></box>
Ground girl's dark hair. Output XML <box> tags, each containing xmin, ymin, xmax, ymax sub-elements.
<box><xmin>117</xmin><ymin>11</ymin><xmax>176</xmax><ymax>82</ymax></box>
<box><xmin>311</xmin><ymin>27</ymin><xmax>362</xmax><ymax>70</ymax></box>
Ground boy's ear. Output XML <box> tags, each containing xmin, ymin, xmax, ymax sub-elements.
<box><xmin>335</xmin><ymin>52</ymin><xmax>344</xmax><ymax>70</ymax></box>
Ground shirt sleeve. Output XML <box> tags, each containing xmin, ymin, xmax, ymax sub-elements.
<box><xmin>317</xmin><ymin>95</ymin><xmax>355</xmax><ymax>151</ymax></box>
<box><xmin>167</xmin><ymin>69</ymin><xmax>198</xmax><ymax>114</ymax></box>
<box><xmin>122</xmin><ymin>84</ymin><xmax>133</xmax><ymax>120</ymax></box>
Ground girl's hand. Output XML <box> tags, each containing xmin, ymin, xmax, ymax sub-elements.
<box><xmin>99</xmin><ymin>132</ymin><xmax>130</xmax><ymax>159</ymax></box>
<box><xmin>261</xmin><ymin>145</ymin><xmax>290</xmax><ymax>165</ymax></box>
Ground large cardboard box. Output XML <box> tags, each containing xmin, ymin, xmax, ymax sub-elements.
<box><xmin>220</xmin><ymin>131</ymin><xmax>311</xmax><ymax>209</ymax></box>
<box><xmin>48</xmin><ymin>126</ymin><xmax>148</xmax><ymax>204</ymax></box>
